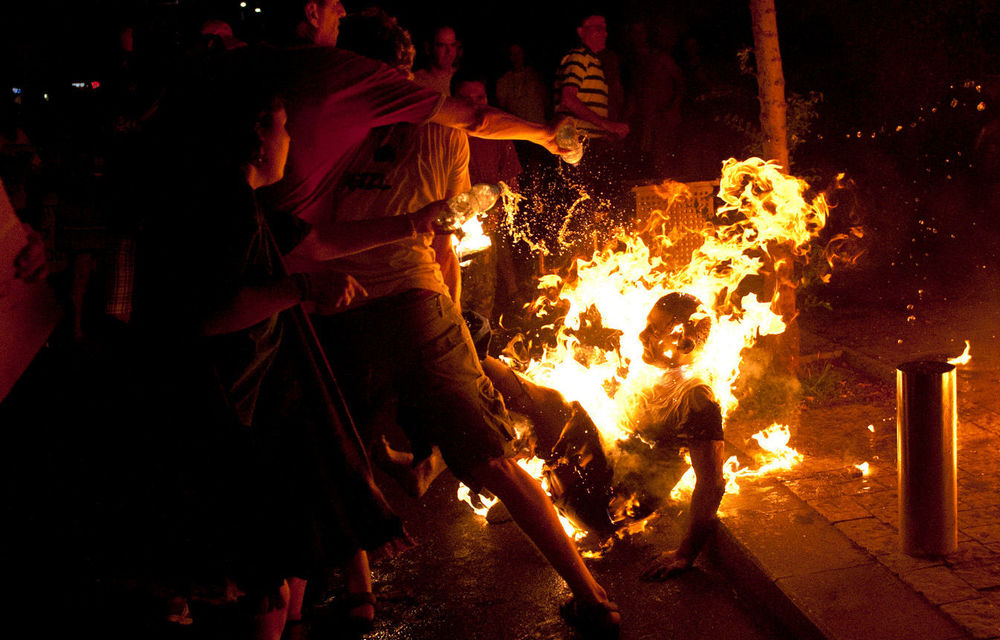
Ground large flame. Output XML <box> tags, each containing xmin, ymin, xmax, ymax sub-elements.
<box><xmin>520</xmin><ymin>158</ymin><xmax>827</xmax><ymax>436</ymax></box>
<box><xmin>460</xmin><ymin>158</ymin><xmax>828</xmax><ymax>537</ymax></box>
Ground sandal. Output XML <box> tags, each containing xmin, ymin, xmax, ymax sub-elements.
<box><xmin>344</xmin><ymin>591</ymin><xmax>376</xmax><ymax>634</ymax></box>
<box><xmin>560</xmin><ymin>597</ymin><xmax>621</xmax><ymax>639</ymax></box>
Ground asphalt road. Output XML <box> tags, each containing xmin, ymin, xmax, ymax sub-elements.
<box><xmin>337</xmin><ymin>469</ymin><xmax>789</xmax><ymax>640</ymax></box>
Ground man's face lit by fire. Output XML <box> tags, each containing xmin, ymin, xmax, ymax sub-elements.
<box><xmin>252</xmin><ymin>105</ymin><xmax>291</xmax><ymax>188</ymax></box>
<box><xmin>454</xmin><ymin>80</ymin><xmax>488</xmax><ymax>105</ymax></box>
<box><xmin>431</xmin><ymin>26</ymin><xmax>459</xmax><ymax>71</ymax></box>
<box><xmin>639</xmin><ymin>305</ymin><xmax>697</xmax><ymax>370</ymax></box>
<box><xmin>308</xmin><ymin>0</ymin><xmax>346</xmax><ymax>47</ymax></box>
<box><xmin>577</xmin><ymin>15</ymin><xmax>608</xmax><ymax>54</ymax></box>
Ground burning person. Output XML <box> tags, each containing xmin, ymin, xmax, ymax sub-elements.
<box><xmin>620</xmin><ymin>292</ymin><xmax>726</xmax><ymax>580</ymax></box>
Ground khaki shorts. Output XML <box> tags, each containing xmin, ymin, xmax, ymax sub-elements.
<box><xmin>313</xmin><ymin>290</ymin><xmax>515</xmax><ymax>484</ymax></box>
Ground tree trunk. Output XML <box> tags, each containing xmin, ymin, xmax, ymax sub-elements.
<box><xmin>750</xmin><ymin>0</ymin><xmax>789</xmax><ymax>169</ymax></box>
<box><xmin>751</xmin><ymin>0</ymin><xmax>797</xmax><ymax>377</ymax></box>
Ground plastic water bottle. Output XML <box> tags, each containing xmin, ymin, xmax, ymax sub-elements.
<box><xmin>555</xmin><ymin>121</ymin><xmax>584</xmax><ymax>165</ymax></box>
<box><xmin>436</xmin><ymin>183</ymin><xmax>502</xmax><ymax>233</ymax></box>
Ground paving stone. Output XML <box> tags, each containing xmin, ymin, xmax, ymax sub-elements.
<box><xmin>947</xmin><ymin>540</ymin><xmax>1000</xmax><ymax>565</ymax></box>
<box><xmin>722</xmin><ymin>506</ymin><xmax>872</xmax><ymax>579</ymax></box>
<box><xmin>962</xmin><ymin>407</ymin><xmax>1000</xmax><ymax>433</ymax></box>
<box><xmin>960</xmin><ymin>458</ymin><xmax>1000</xmax><ymax>477</ymax></box>
<box><xmin>807</xmin><ymin>496</ymin><xmax>871</xmax><ymax>523</ymax></box>
<box><xmin>958</xmin><ymin>473</ymin><xmax>1000</xmax><ymax>493</ymax></box>
<box><xmin>835</xmin><ymin>517</ymin><xmax>900</xmax><ymax>556</ymax></box>
<box><xmin>959</xmin><ymin>507</ymin><xmax>1000</xmax><ymax>530</ymax></box>
<box><xmin>721</xmin><ymin>479</ymin><xmax>798</xmax><ymax>515</ymax></box>
<box><xmin>855</xmin><ymin>489</ymin><xmax>901</xmax><ymax>527</ymax></box>
<box><xmin>878</xmin><ymin>550</ymin><xmax>944</xmax><ymax>577</ymax></box>
<box><xmin>877</xmin><ymin>472</ymin><xmax>899</xmax><ymax>490</ymax></box>
<box><xmin>951</xmin><ymin>561</ymin><xmax>1000</xmax><ymax>590</ymax></box>
<box><xmin>961</xmin><ymin>494</ymin><xmax>1000</xmax><ymax>511</ymax></box>
<box><xmin>776</xmin><ymin>563</ymin><xmax>968</xmax><ymax>640</ymax></box>
<box><xmin>966</xmin><ymin>525</ymin><xmax>1000</xmax><ymax>546</ymax></box>
<box><xmin>940</xmin><ymin>598</ymin><xmax>1000</xmax><ymax>639</ymax></box>
<box><xmin>958</xmin><ymin>423</ymin><xmax>995</xmax><ymax>447</ymax></box>
<box><xmin>899</xmin><ymin>565</ymin><xmax>982</xmax><ymax>604</ymax></box>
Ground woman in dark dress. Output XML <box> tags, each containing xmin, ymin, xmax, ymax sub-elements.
<box><xmin>130</xmin><ymin>71</ymin><xmax>407</xmax><ymax>639</ymax></box>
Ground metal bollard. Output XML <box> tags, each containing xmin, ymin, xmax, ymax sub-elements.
<box><xmin>896</xmin><ymin>360</ymin><xmax>958</xmax><ymax>556</ymax></box>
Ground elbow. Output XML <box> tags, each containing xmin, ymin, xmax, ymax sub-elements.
<box><xmin>465</xmin><ymin>105</ymin><xmax>489</xmax><ymax>136</ymax></box>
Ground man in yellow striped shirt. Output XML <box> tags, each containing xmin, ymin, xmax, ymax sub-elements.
<box><xmin>554</xmin><ymin>14</ymin><xmax>630</xmax><ymax>140</ymax></box>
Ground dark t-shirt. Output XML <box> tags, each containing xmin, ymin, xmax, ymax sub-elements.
<box><xmin>635</xmin><ymin>370</ymin><xmax>724</xmax><ymax>447</ymax></box>
<box><xmin>135</xmin><ymin>179</ymin><xmax>308</xmax><ymax>426</ymax></box>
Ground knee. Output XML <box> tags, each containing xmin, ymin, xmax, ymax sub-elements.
<box><xmin>707</xmin><ymin>474</ymin><xmax>726</xmax><ymax>503</ymax></box>
<box><xmin>467</xmin><ymin>456</ymin><xmax>530</xmax><ymax>494</ymax></box>
<box><xmin>470</xmin><ymin>456</ymin><xmax>518</xmax><ymax>482</ymax></box>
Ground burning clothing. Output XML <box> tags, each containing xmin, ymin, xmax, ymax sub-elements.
<box><xmin>635</xmin><ymin>369</ymin><xmax>724</xmax><ymax>446</ymax></box>
<box><xmin>616</xmin><ymin>369</ymin><xmax>723</xmax><ymax>510</ymax></box>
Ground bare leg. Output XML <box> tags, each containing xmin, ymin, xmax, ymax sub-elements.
<box><xmin>469</xmin><ymin>457</ymin><xmax>614</xmax><ymax>613</ymax></box>
<box><xmin>346</xmin><ymin>549</ymin><xmax>374</xmax><ymax>624</ymax></box>
<box><xmin>286</xmin><ymin>577</ymin><xmax>307</xmax><ymax>621</ymax></box>
<box><xmin>252</xmin><ymin>580</ymin><xmax>289</xmax><ymax>640</ymax></box>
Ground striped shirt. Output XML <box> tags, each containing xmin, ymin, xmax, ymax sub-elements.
<box><xmin>554</xmin><ymin>46</ymin><xmax>609</xmax><ymax>137</ymax></box>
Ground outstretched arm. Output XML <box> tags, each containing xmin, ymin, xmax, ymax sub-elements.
<box><xmin>642</xmin><ymin>439</ymin><xmax>725</xmax><ymax>580</ymax></box>
<box><xmin>202</xmin><ymin>271</ymin><xmax>366</xmax><ymax>335</ymax></box>
<box><xmin>558</xmin><ymin>86</ymin><xmax>629</xmax><ymax>138</ymax></box>
<box><xmin>432</xmin><ymin>97</ymin><xmax>568</xmax><ymax>156</ymax></box>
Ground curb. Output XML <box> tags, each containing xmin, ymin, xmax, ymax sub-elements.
<box><xmin>708</xmin><ymin>474</ymin><xmax>969</xmax><ymax>640</ymax></box>
<box><xmin>706</xmin><ymin>331</ymin><xmax>970</xmax><ymax>639</ymax></box>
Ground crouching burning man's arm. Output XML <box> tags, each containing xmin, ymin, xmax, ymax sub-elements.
<box><xmin>642</xmin><ymin>438</ymin><xmax>726</xmax><ymax>581</ymax></box>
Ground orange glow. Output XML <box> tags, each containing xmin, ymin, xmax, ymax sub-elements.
<box><xmin>456</xmin><ymin>158</ymin><xmax>827</xmax><ymax>540</ymax></box>
<box><xmin>947</xmin><ymin>340</ymin><xmax>971</xmax><ymax>366</ymax></box>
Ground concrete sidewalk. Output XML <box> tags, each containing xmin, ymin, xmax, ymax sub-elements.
<box><xmin>708</xmin><ymin>326</ymin><xmax>1000</xmax><ymax>640</ymax></box>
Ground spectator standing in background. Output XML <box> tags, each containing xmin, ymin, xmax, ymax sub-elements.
<box><xmin>623</xmin><ymin>20</ymin><xmax>684</xmax><ymax>178</ymax></box>
<box><xmin>551</xmin><ymin>12</ymin><xmax>630</xmax><ymax>258</ymax></box>
<box><xmin>413</xmin><ymin>25</ymin><xmax>460</xmax><ymax>95</ymax></box>
<box><xmin>554</xmin><ymin>13</ymin><xmax>629</xmax><ymax>142</ymax></box>
<box><xmin>496</xmin><ymin>43</ymin><xmax>547</xmax><ymax>124</ymax></box>
<box><xmin>452</xmin><ymin>70</ymin><xmax>523</xmax><ymax>321</ymax></box>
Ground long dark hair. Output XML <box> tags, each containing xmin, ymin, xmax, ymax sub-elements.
<box><xmin>137</xmin><ymin>50</ymin><xmax>283</xmax><ymax>232</ymax></box>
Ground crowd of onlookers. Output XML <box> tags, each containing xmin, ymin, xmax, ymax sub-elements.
<box><xmin>1</xmin><ymin>3</ymin><xmax>733</xmax><ymax>342</ymax></box>
<box><xmin>1</xmin><ymin>3</ymin><xmax>742</xmax><ymax>639</ymax></box>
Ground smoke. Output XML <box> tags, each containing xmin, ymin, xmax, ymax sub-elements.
<box><xmin>731</xmin><ymin>344</ymin><xmax>803</xmax><ymax>424</ymax></box>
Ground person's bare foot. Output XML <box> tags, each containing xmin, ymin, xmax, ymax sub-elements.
<box><xmin>376</xmin><ymin>437</ymin><xmax>446</xmax><ymax>497</ymax></box>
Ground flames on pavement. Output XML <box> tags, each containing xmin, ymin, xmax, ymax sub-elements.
<box><xmin>459</xmin><ymin>158</ymin><xmax>834</xmax><ymax>543</ymax></box>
